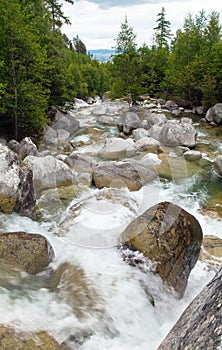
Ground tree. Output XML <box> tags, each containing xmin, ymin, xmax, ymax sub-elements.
<box><xmin>73</xmin><ymin>35</ymin><xmax>87</xmax><ymax>55</ymax></box>
<box><xmin>114</xmin><ymin>16</ymin><xmax>137</xmax><ymax>53</ymax></box>
<box><xmin>45</xmin><ymin>0</ymin><xmax>74</xmax><ymax>30</ymax></box>
<box><xmin>154</xmin><ymin>7</ymin><xmax>172</xmax><ymax>49</ymax></box>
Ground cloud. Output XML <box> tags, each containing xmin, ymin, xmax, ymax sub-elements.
<box><xmin>81</xmin><ymin>0</ymin><xmax>186</xmax><ymax>10</ymax></box>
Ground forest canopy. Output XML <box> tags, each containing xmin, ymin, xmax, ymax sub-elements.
<box><xmin>0</xmin><ymin>1</ymin><xmax>221</xmax><ymax>140</ymax></box>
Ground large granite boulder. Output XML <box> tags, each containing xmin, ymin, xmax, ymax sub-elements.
<box><xmin>0</xmin><ymin>232</ymin><xmax>54</xmax><ymax>274</ymax></box>
<box><xmin>159</xmin><ymin>120</ymin><xmax>197</xmax><ymax>148</ymax></box>
<box><xmin>93</xmin><ymin>161</ymin><xmax>157</xmax><ymax>191</ymax></box>
<box><xmin>0</xmin><ymin>327</ymin><xmax>70</xmax><ymax>350</ymax></box>
<box><xmin>117</xmin><ymin>111</ymin><xmax>142</xmax><ymax>135</ymax></box>
<box><xmin>98</xmin><ymin>137</ymin><xmax>135</xmax><ymax>159</ymax></box>
<box><xmin>158</xmin><ymin>268</ymin><xmax>222</xmax><ymax>350</ymax></box>
<box><xmin>135</xmin><ymin>137</ymin><xmax>160</xmax><ymax>152</ymax></box>
<box><xmin>65</xmin><ymin>153</ymin><xmax>96</xmax><ymax>174</ymax></box>
<box><xmin>0</xmin><ymin>144</ymin><xmax>35</xmax><ymax>216</ymax></box>
<box><xmin>121</xmin><ymin>201</ymin><xmax>203</xmax><ymax>297</ymax></box>
<box><xmin>205</xmin><ymin>103</ymin><xmax>222</xmax><ymax>124</ymax></box>
<box><xmin>146</xmin><ymin>113</ymin><xmax>167</xmax><ymax>129</ymax></box>
<box><xmin>8</xmin><ymin>137</ymin><xmax>38</xmax><ymax>160</ymax></box>
<box><xmin>24</xmin><ymin>155</ymin><xmax>74</xmax><ymax>194</ymax></box>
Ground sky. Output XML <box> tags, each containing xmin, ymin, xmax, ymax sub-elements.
<box><xmin>62</xmin><ymin>0</ymin><xmax>222</xmax><ymax>50</ymax></box>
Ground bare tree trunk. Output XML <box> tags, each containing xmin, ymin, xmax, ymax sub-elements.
<box><xmin>10</xmin><ymin>41</ymin><xmax>18</xmax><ymax>140</ymax></box>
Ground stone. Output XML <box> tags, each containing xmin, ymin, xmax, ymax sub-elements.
<box><xmin>159</xmin><ymin>120</ymin><xmax>197</xmax><ymax>148</ymax></box>
<box><xmin>205</xmin><ymin>103</ymin><xmax>222</xmax><ymax>124</ymax></box>
<box><xmin>135</xmin><ymin>137</ymin><xmax>160</xmax><ymax>152</ymax></box>
<box><xmin>0</xmin><ymin>144</ymin><xmax>35</xmax><ymax>216</ymax></box>
<box><xmin>65</xmin><ymin>153</ymin><xmax>96</xmax><ymax>174</ymax></box>
<box><xmin>0</xmin><ymin>232</ymin><xmax>54</xmax><ymax>274</ymax></box>
<box><xmin>93</xmin><ymin>161</ymin><xmax>157</xmax><ymax>191</ymax></box>
<box><xmin>184</xmin><ymin>150</ymin><xmax>202</xmax><ymax>161</ymax></box>
<box><xmin>117</xmin><ymin>111</ymin><xmax>142</xmax><ymax>135</ymax></box>
<box><xmin>121</xmin><ymin>201</ymin><xmax>203</xmax><ymax>297</ymax></box>
<box><xmin>97</xmin><ymin>115</ymin><xmax>116</xmax><ymax>126</ymax></box>
<box><xmin>157</xmin><ymin>268</ymin><xmax>222</xmax><ymax>350</ymax></box>
<box><xmin>98</xmin><ymin>137</ymin><xmax>136</xmax><ymax>159</ymax></box>
<box><xmin>43</xmin><ymin>127</ymin><xmax>70</xmax><ymax>146</ymax></box>
<box><xmin>146</xmin><ymin>113</ymin><xmax>167</xmax><ymax>129</ymax></box>
<box><xmin>214</xmin><ymin>155</ymin><xmax>222</xmax><ymax>176</ymax></box>
<box><xmin>53</xmin><ymin>114</ymin><xmax>79</xmax><ymax>135</ymax></box>
<box><xmin>132</xmin><ymin>128</ymin><xmax>149</xmax><ymax>141</ymax></box>
<box><xmin>165</xmin><ymin>100</ymin><xmax>178</xmax><ymax>110</ymax></box>
<box><xmin>17</xmin><ymin>137</ymin><xmax>38</xmax><ymax>160</ymax></box>
<box><xmin>139</xmin><ymin>153</ymin><xmax>162</xmax><ymax>167</ymax></box>
<box><xmin>24</xmin><ymin>155</ymin><xmax>74</xmax><ymax>195</ymax></box>
<box><xmin>199</xmin><ymin>235</ymin><xmax>222</xmax><ymax>266</ymax></box>
<box><xmin>0</xmin><ymin>327</ymin><xmax>70</xmax><ymax>350</ymax></box>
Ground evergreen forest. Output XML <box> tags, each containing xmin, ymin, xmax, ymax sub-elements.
<box><xmin>0</xmin><ymin>1</ymin><xmax>221</xmax><ymax>141</ymax></box>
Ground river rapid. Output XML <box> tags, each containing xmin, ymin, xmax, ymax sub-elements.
<box><xmin>0</xmin><ymin>100</ymin><xmax>221</xmax><ymax>349</ymax></box>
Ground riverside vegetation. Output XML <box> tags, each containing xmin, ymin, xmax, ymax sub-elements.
<box><xmin>0</xmin><ymin>1</ymin><xmax>222</xmax><ymax>349</ymax></box>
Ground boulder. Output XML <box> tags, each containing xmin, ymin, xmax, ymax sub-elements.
<box><xmin>147</xmin><ymin>124</ymin><xmax>163</xmax><ymax>141</ymax></box>
<box><xmin>97</xmin><ymin>115</ymin><xmax>116</xmax><ymax>126</ymax></box>
<box><xmin>117</xmin><ymin>111</ymin><xmax>142</xmax><ymax>135</ymax></box>
<box><xmin>24</xmin><ymin>155</ymin><xmax>74</xmax><ymax>194</ymax></box>
<box><xmin>53</xmin><ymin>114</ymin><xmax>79</xmax><ymax>135</ymax></box>
<box><xmin>146</xmin><ymin>113</ymin><xmax>167</xmax><ymax>129</ymax></box>
<box><xmin>157</xmin><ymin>268</ymin><xmax>222</xmax><ymax>350</ymax></box>
<box><xmin>121</xmin><ymin>201</ymin><xmax>203</xmax><ymax>297</ymax></box>
<box><xmin>0</xmin><ymin>232</ymin><xmax>54</xmax><ymax>274</ymax></box>
<box><xmin>184</xmin><ymin>150</ymin><xmax>202</xmax><ymax>161</ymax></box>
<box><xmin>159</xmin><ymin>120</ymin><xmax>197</xmax><ymax>148</ymax></box>
<box><xmin>135</xmin><ymin>137</ymin><xmax>160</xmax><ymax>152</ymax></box>
<box><xmin>199</xmin><ymin>235</ymin><xmax>222</xmax><ymax>266</ymax></box>
<box><xmin>98</xmin><ymin>137</ymin><xmax>136</xmax><ymax>159</ymax></box>
<box><xmin>0</xmin><ymin>327</ymin><xmax>69</xmax><ymax>350</ymax></box>
<box><xmin>214</xmin><ymin>155</ymin><xmax>222</xmax><ymax>176</ymax></box>
<box><xmin>139</xmin><ymin>153</ymin><xmax>162</xmax><ymax>167</ymax></box>
<box><xmin>43</xmin><ymin>127</ymin><xmax>70</xmax><ymax>146</ymax></box>
<box><xmin>0</xmin><ymin>144</ymin><xmax>35</xmax><ymax>216</ymax></box>
<box><xmin>17</xmin><ymin>137</ymin><xmax>38</xmax><ymax>159</ymax></box>
<box><xmin>205</xmin><ymin>103</ymin><xmax>222</xmax><ymax>124</ymax></box>
<box><xmin>165</xmin><ymin>100</ymin><xmax>178</xmax><ymax>110</ymax></box>
<box><xmin>93</xmin><ymin>161</ymin><xmax>157</xmax><ymax>191</ymax></box>
<box><xmin>132</xmin><ymin>128</ymin><xmax>149</xmax><ymax>141</ymax></box>
<box><xmin>65</xmin><ymin>153</ymin><xmax>96</xmax><ymax>174</ymax></box>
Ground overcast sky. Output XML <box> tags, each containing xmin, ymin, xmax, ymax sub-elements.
<box><xmin>62</xmin><ymin>0</ymin><xmax>222</xmax><ymax>50</ymax></box>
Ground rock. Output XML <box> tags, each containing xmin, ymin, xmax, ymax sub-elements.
<box><xmin>148</xmin><ymin>124</ymin><xmax>163</xmax><ymax>141</ymax></box>
<box><xmin>93</xmin><ymin>161</ymin><xmax>157</xmax><ymax>191</ymax></box>
<box><xmin>43</xmin><ymin>127</ymin><xmax>70</xmax><ymax>146</ymax></box>
<box><xmin>135</xmin><ymin>137</ymin><xmax>160</xmax><ymax>152</ymax></box>
<box><xmin>205</xmin><ymin>103</ymin><xmax>222</xmax><ymax>124</ymax></box>
<box><xmin>7</xmin><ymin>139</ymin><xmax>20</xmax><ymax>153</ymax></box>
<box><xmin>184</xmin><ymin>150</ymin><xmax>202</xmax><ymax>161</ymax></box>
<box><xmin>146</xmin><ymin>113</ymin><xmax>167</xmax><ymax>129</ymax></box>
<box><xmin>0</xmin><ymin>326</ymin><xmax>69</xmax><ymax>350</ymax></box>
<box><xmin>0</xmin><ymin>144</ymin><xmax>35</xmax><ymax>216</ymax></box>
<box><xmin>139</xmin><ymin>153</ymin><xmax>162</xmax><ymax>167</ymax></box>
<box><xmin>117</xmin><ymin>111</ymin><xmax>142</xmax><ymax>135</ymax></box>
<box><xmin>132</xmin><ymin>128</ymin><xmax>149</xmax><ymax>141</ymax></box>
<box><xmin>157</xmin><ymin>268</ymin><xmax>222</xmax><ymax>350</ymax></box>
<box><xmin>214</xmin><ymin>155</ymin><xmax>222</xmax><ymax>176</ymax></box>
<box><xmin>53</xmin><ymin>114</ymin><xmax>79</xmax><ymax>136</ymax></box>
<box><xmin>24</xmin><ymin>155</ymin><xmax>74</xmax><ymax>194</ymax></box>
<box><xmin>0</xmin><ymin>232</ymin><xmax>54</xmax><ymax>274</ymax></box>
<box><xmin>159</xmin><ymin>120</ymin><xmax>197</xmax><ymax>148</ymax></box>
<box><xmin>65</xmin><ymin>153</ymin><xmax>96</xmax><ymax>174</ymax></box>
<box><xmin>17</xmin><ymin>137</ymin><xmax>38</xmax><ymax>159</ymax></box>
<box><xmin>97</xmin><ymin>115</ymin><xmax>116</xmax><ymax>126</ymax></box>
<box><xmin>199</xmin><ymin>235</ymin><xmax>222</xmax><ymax>266</ymax></box>
<box><xmin>121</xmin><ymin>202</ymin><xmax>203</xmax><ymax>297</ymax></box>
<box><xmin>165</xmin><ymin>100</ymin><xmax>178</xmax><ymax>110</ymax></box>
<box><xmin>50</xmin><ymin>262</ymin><xmax>99</xmax><ymax>317</ymax></box>
<box><xmin>98</xmin><ymin>137</ymin><xmax>136</xmax><ymax>159</ymax></box>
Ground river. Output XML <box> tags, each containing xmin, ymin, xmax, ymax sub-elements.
<box><xmin>0</xmin><ymin>100</ymin><xmax>221</xmax><ymax>349</ymax></box>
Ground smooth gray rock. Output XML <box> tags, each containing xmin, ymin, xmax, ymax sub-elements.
<box><xmin>205</xmin><ymin>103</ymin><xmax>222</xmax><ymax>124</ymax></box>
<box><xmin>159</xmin><ymin>120</ymin><xmax>197</xmax><ymax>147</ymax></box>
<box><xmin>158</xmin><ymin>268</ymin><xmax>222</xmax><ymax>350</ymax></box>
<box><xmin>146</xmin><ymin>113</ymin><xmax>167</xmax><ymax>129</ymax></box>
<box><xmin>117</xmin><ymin>111</ymin><xmax>142</xmax><ymax>135</ymax></box>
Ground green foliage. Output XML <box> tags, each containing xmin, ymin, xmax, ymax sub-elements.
<box><xmin>114</xmin><ymin>16</ymin><xmax>137</xmax><ymax>53</ymax></box>
<box><xmin>153</xmin><ymin>7</ymin><xmax>172</xmax><ymax>49</ymax></box>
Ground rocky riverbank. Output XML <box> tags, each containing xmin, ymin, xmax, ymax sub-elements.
<box><xmin>0</xmin><ymin>97</ymin><xmax>221</xmax><ymax>348</ymax></box>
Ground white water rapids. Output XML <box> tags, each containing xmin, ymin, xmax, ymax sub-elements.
<box><xmin>1</xmin><ymin>99</ymin><xmax>222</xmax><ymax>349</ymax></box>
<box><xmin>0</xmin><ymin>176</ymin><xmax>220</xmax><ymax>349</ymax></box>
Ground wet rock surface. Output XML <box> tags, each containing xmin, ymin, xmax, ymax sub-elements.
<box><xmin>121</xmin><ymin>201</ymin><xmax>203</xmax><ymax>297</ymax></box>
<box><xmin>157</xmin><ymin>268</ymin><xmax>222</xmax><ymax>350</ymax></box>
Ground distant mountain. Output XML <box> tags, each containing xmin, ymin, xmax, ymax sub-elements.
<box><xmin>88</xmin><ymin>49</ymin><xmax>115</xmax><ymax>62</ymax></box>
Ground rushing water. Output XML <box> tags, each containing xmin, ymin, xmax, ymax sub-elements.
<box><xmin>0</xmin><ymin>103</ymin><xmax>221</xmax><ymax>349</ymax></box>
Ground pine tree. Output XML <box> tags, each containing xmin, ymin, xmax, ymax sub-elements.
<box><xmin>114</xmin><ymin>16</ymin><xmax>137</xmax><ymax>53</ymax></box>
<box><xmin>154</xmin><ymin>7</ymin><xmax>172</xmax><ymax>49</ymax></box>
